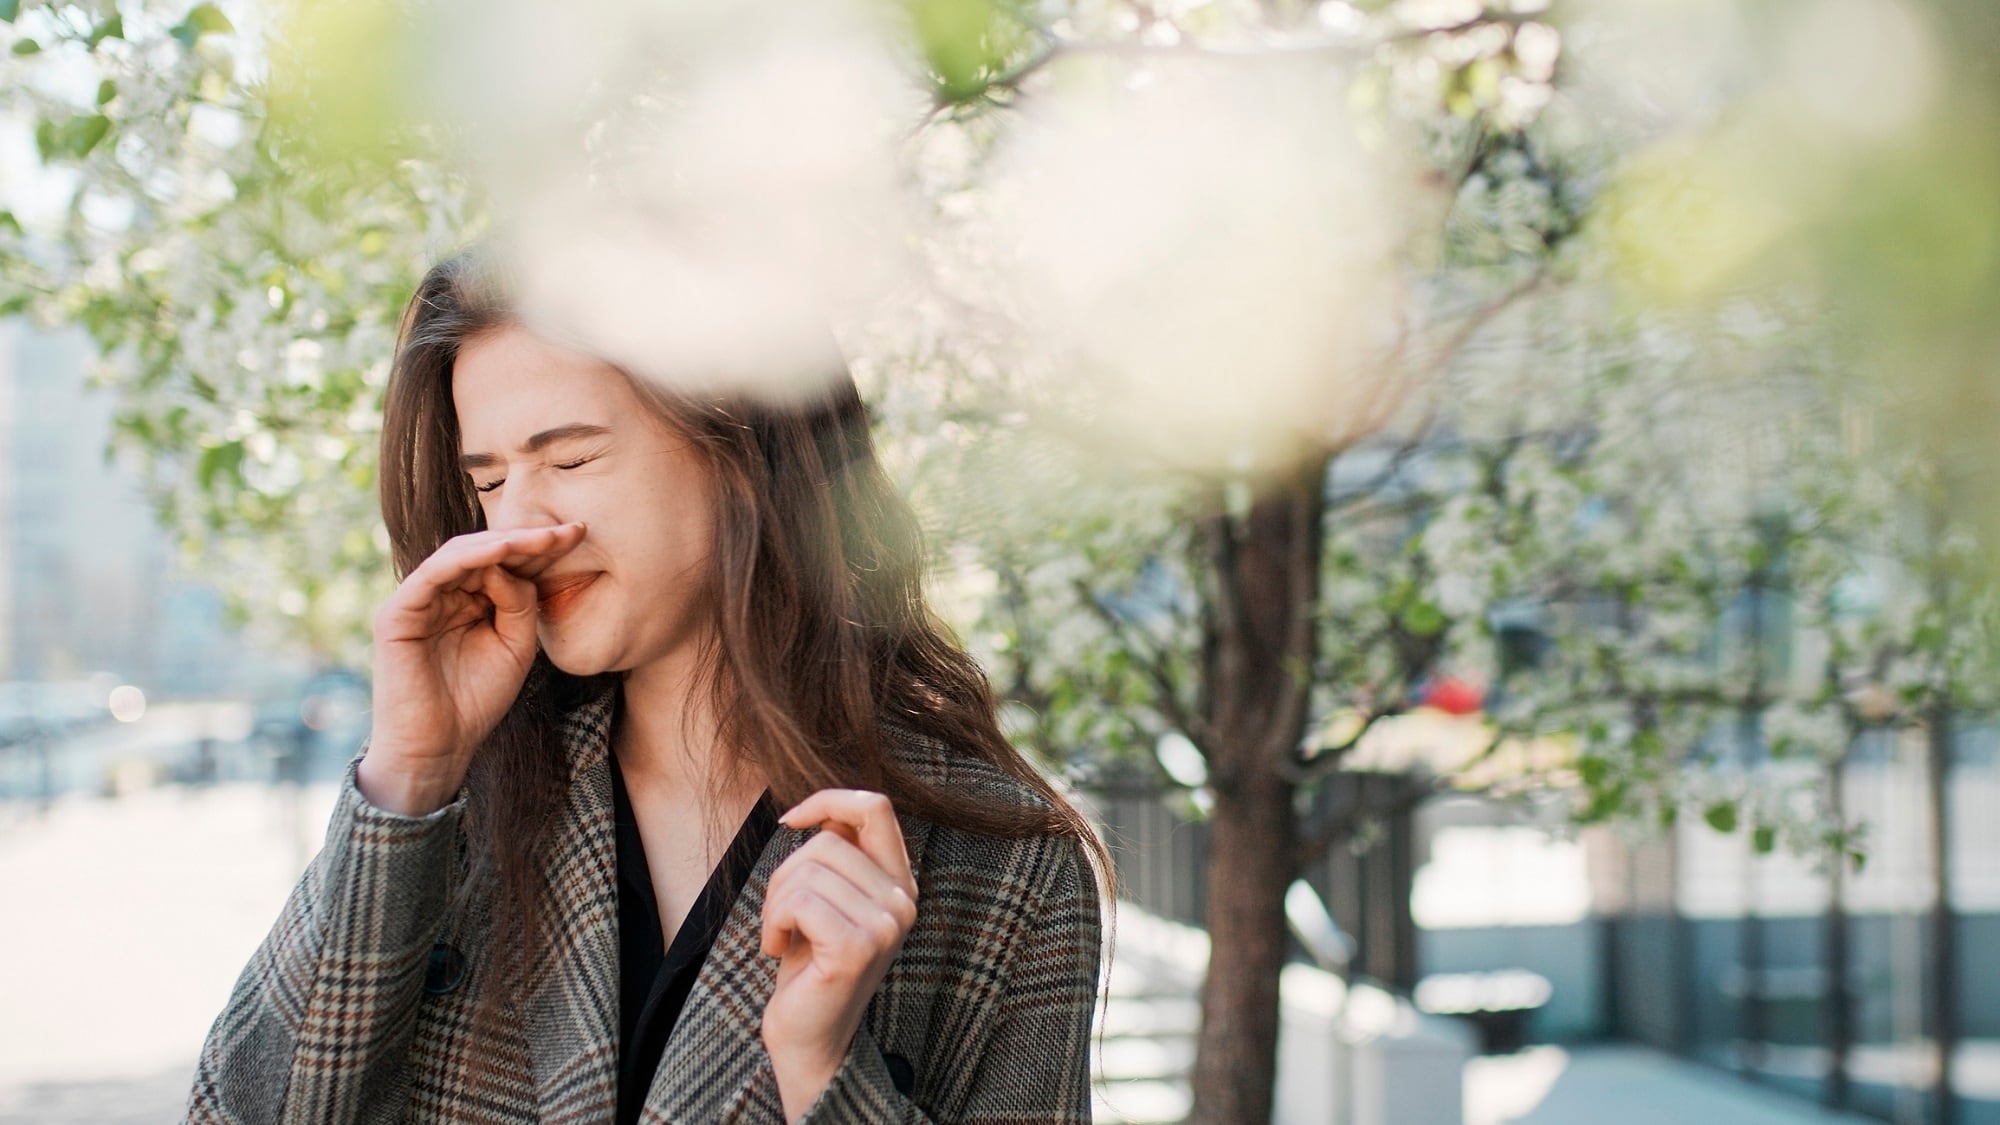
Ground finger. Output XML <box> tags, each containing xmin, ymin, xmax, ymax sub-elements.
<box><xmin>767</xmin><ymin>833</ymin><xmax>914</xmax><ymax>924</ymax></box>
<box><xmin>779</xmin><ymin>790</ymin><xmax>913</xmax><ymax>894</ymax></box>
<box><xmin>791</xmin><ymin>868</ymin><xmax>904</xmax><ymax>948</ymax></box>
<box><xmin>492</xmin><ymin>524</ymin><xmax>590</xmax><ymax>580</ymax></box>
<box><xmin>476</xmin><ymin>559</ymin><xmax>540</xmax><ymax>646</ymax></box>
<box><xmin>767</xmin><ymin>858</ymin><xmax>911</xmax><ymax>951</ymax></box>
<box><xmin>409</xmin><ymin>524</ymin><xmax>587</xmax><ymax>596</ymax></box>
<box><xmin>377</xmin><ymin>526</ymin><xmax>582</xmax><ymax>638</ymax></box>
<box><xmin>760</xmin><ymin>908</ymin><xmax>793</xmax><ymax>958</ymax></box>
<box><xmin>761</xmin><ymin>888</ymin><xmax>885</xmax><ymax>969</ymax></box>
<box><xmin>767</xmin><ymin>833</ymin><xmax>896</xmax><ymax>906</ymax></box>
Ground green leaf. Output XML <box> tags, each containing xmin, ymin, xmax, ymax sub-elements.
<box><xmin>73</xmin><ymin>114</ymin><xmax>110</xmax><ymax>156</ymax></box>
<box><xmin>908</xmin><ymin>0</ymin><xmax>1013</xmax><ymax>102</ymax></box>
<box><xmin>0</xmin><ymin>0</ymin><xmax>19</xmax><ymax>23</ymax></box>
<box><xmin>1577</xmin><ymin>754</ymin><xmax>1609</xmax><ymax>787</ymax></box>
<box><xmin>0</xmin><ymin>209</ymin><xmax>21</xmax><ymax>236</ymax></box>
<box><xmin>87</xmin><ymin>12</ymin><xmax>122</xmax><ymax>47</ymax></box>
<box><xmin>96</xmin><ymin>79</ymin><xmax>116</xmax><ymax>106</ymax></box>
<box><xmin>1703</xmin><ymin>801</ymin><xmax>1738</xmax><ymax>834</ymax></box>
<box><xmin>11</xmin><ymin>37</ymin><xmax>39</xmax><ymax>55</ymax></box>
<box><xmin>1401</xmin><ymin>599</ymin><xmax>1446</xmax><ymax>637</ymax></box>
<box><xmin>197</xmin><ymin>439</ymin><xmax>245</xmax><ymax>491</ymax></box>
<box><xmin>1752</xmin><ymin>825</ymin><xmax>1777</xmax><ymax>854</ymax></box>
<box><xmin>1577</xmin><ymin>782</ymin><xmax>1627</xmax><ymax>824</ymax></box>
<box><xmin>185</xmin><ymin>3</ymin><xmax>234</xmax><ymax>34</ymax></box>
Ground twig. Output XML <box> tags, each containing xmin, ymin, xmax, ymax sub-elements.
<box><xmin>1070</xmin><ymin>577</ymin><xmax>1213</xmax><ymax>747</ymax></box>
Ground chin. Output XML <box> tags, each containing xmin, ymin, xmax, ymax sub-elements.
<box><xmin>537</xmin><ymin>628</ymin><xmax>620</xmax><ymax>678</ymax></box>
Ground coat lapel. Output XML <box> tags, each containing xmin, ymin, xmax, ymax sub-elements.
<box><xmin>525</xmin><ymin>687</ymin><xmax>624</xmax><ymax>1124</ymax></box>
<box><xmin>646</xmin><ymin>727</ymin><xmax>946</xmax><ymax>1122</ymax></box>
<box><xmin>643</xmin><ymin>819</ymin><xmax>806</xmax><ymax>1122</ymax></box>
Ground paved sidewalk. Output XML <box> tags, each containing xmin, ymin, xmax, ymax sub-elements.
<box><xmin>0</xmin><ymin>782</ymin><xmax>337</xmax><ymax>1124</ymax></box>
<box><xmin>1468</xmin><ymin>1045</ymin><xmax>1877</xmax><ymax>1125</ymax></box>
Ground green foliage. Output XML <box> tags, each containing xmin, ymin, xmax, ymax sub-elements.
<box><xmin>169</xmin><ymin>2</ymin><xmax>230</xmax><ymax>47</ymax></box>
<box><xmin>40</xmin><ymin>112</ymin><xmax>110</xmax><ymax>157</ymax></box>
<box><xmin>902</xmin><ymin>0</ymin><xmax>1034</xmax><ymax>103</ymax></box>
<box><xmin>0</xmin><ymin>0</ymin><xmax>1977</xmax><ymax>877</ymax></box>
<box><xmin>0</xmin><ymin>0</ymin><xmax>479</xmax><ymax>660</ymax></box>
<box><xmin>1703</xmin><ymin>801</ymin><xmax>1738</xmax><ymax>834</ymax></box>
<box><xmin>86</xmin><ymin>10</ymin><xmax>120</xmax><ymax>46</ymax></box>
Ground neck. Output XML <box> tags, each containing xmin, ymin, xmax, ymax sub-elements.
<box><xmin>614</xmin><ymin>639</ymin><xmax>757</xmax><ymax>799</ymax></box>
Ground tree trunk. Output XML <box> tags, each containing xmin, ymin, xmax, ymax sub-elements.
<box><xmin>1188</xmin><ymin>771</ymin><xmax>1296</xmax><ymax>1124</ymax></box>
<box><xmin>1186</xmin><ymin>458</ymin><xmax>1325</xmax><ymax>1124</ymax></box>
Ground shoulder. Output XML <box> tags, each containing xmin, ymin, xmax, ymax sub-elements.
<box><xmin>880</xmin><ymin>720</ymin><xmax>1102</xmax><ymax>927</ymax></box>
<box><xmin>880</xmin><ymin>719</ymin><xmax>1063</xmax><ymax>815</ymax></box>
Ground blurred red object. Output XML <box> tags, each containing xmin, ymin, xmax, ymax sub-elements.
<box><xmin>1420</xmin><ymin>677</ymin><xmax>1484</xmax><ymax>716</ymax></box>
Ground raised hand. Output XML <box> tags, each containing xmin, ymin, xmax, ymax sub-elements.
<box><xmin>357</xmin><ymin>522</ymin><xmax>587</xmax><ymax>815</ymax></box>
<box><xmin>759</xmin><ymin>789</ymin><xmax>920</xmax><ymax>1119</ymax></box>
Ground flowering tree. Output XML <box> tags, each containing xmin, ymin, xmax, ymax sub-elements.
<box><xmin>3</xmin><ymin>0</ymin><xmax>1983</xmax><ymax>1120</ymax></box>
<box><xmin>0</xmin><ymin>0</ymin><xmax>474</xmax><ymax>654</ymax></box>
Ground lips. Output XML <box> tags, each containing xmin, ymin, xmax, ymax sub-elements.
<box><xmin>534</xmin><ymin>571</ymin><xmax>600</xmax><ymax>620</ymax></box>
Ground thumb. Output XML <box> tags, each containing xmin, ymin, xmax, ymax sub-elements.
<box><xmin>480</xmin><ymin>565</ymin><xmax>540</xmax><ymax>652</ymax></box>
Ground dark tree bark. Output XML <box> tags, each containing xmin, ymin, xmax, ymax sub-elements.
<box><xmin>1186</xmin><ymin>456</ymin><xmax>1325</xmax><ymax>1124</ymax></box>
<box><xmin>1189</xmin><ymin>769</ymin><xmax>1296</xmax><ymax>1124</ymax></box>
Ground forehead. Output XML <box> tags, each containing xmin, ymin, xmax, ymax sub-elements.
<box><xmin>451</xmin><ymin>325</ymin><xmax>638</xmax><ymax>445</ymax></box>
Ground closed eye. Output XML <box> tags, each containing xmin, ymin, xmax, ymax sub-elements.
<box><xmin>471</xmin><ymin>453</ymin><xmax>599</xmax><ymax>496</ymax></box>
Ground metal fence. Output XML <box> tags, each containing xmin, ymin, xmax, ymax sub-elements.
<box><xmin>1605</xmin><ymin>721</ymin><xmax>2000</xmax><ymax>1125</ymax></box>
<box><xmin>1076</xmin><ymin>762</ymin><xmax>1426</xmax><ymax>990</ymax></box>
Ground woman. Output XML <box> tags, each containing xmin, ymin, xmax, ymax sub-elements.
<box><xmin>187</xmin><ymin>247</ymin><xmax>1108</xmax><ymax>1124</ymax></box>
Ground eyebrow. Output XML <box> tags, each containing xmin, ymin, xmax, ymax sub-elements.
<box><xmin>458</xmin><ymin>423</ymin><xmax>613</xmax><ymax>471</ymax></box>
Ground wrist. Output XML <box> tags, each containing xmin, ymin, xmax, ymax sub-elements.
<box><xmin>354</xmin><ymin>752</ymin><xmax>462</xmax><ymax>817</ymax></box>
<box><xmin>765</xmin><ymin>1037</ymin><xmax>844</xmax><ymax>1122</ymax></box>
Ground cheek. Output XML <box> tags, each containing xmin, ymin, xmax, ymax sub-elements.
<box><xmin>639</xmin><ymin>468</ymin><xmax>719</xmax><ymax>556</ymax></box>
<box><xmin>592</xmin><ymin>489</ymin><xmax>713</xmax><ymax>580</ymax></box>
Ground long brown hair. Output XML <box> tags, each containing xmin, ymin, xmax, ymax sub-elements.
<box><xmin>378</xmin><ymin>246</ymin><xmax>1107</xmax><ymax>1000</ymax></box>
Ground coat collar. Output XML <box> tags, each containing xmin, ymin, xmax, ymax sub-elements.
<box><xmin>521</xmin><ymin>684</ymin><xmax>946</xmax><ymax>1123</ymax></box>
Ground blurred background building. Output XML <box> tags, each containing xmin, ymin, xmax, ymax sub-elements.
<box><xmin>0</xmin><ymin>320</ymin><xmax>246</xmax><ymax>692</ymax></box>
<box><xmin>1089</xmin><ymin>705</ymin><xmax>2000</xmax><ymax>1124</ymax></box>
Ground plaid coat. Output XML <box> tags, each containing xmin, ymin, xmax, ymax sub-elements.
<box><xmin>186</xmin><ymin>686</ymin><xmax>1104</xmax><ymax>1123</ymax></box>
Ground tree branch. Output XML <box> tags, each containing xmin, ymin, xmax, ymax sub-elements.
<box><xmin>949</xmin><ymin>8</ymin><xmax>1544</xmax><ymax>109</ymax></box>
<box><xmin>1293</xmin><ymin>771</ymin><xmax>1450</xmax><ymax>872</ymax></box>
<box><xmin>1276</xmin><ymin>704</ymin><xmax>1405</xmax><ymax>785</ymax></box>
<box><xmin>1071</xmin><ymin>577</ymin><xmax>1213</xmax><ymax>747</ymax></box>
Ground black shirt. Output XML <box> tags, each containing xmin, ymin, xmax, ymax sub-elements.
<box><xmin>610</xmin><ymin>753</ymin><xmax>779</xmax><ymax>1125</ymax></box>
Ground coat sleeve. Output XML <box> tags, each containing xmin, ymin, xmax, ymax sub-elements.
<box><xmin>795</xmin><ymin>834</ymin><xmax>1105</xmax><ymax>1125</ymax></box>
<box><xmin>186</xmin><ymin>754</ymin><xmax>465</xmax><ymax>1125</ymax></box>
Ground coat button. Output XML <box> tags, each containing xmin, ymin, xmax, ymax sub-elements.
<box><xmin>424</xmin><ymin>942</ymin><xmax>467</xmax><ymax>995</ymax></box>
<box><xmin>881</xmin><ymin>1051</ymin><xmax>915</xmax><ymax>1096</ymax></box>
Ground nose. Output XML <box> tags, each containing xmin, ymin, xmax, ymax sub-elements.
<box><xmin>482</xmin><ymin>468</ymin><xmax>567</xmax><ymax>535</ymax></box>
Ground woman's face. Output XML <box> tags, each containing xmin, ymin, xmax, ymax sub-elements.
<box><xmin>451</xmin><ymin>324</ymin><xmax>719</xmax><ymax>679</ymax></box>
